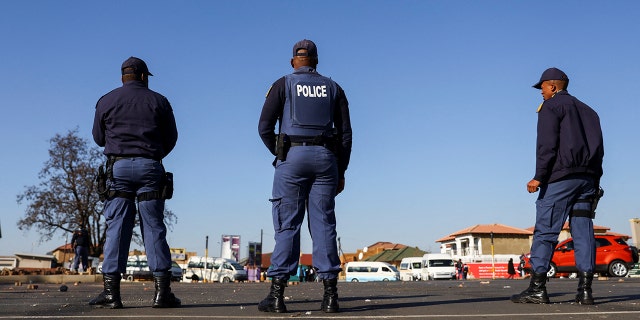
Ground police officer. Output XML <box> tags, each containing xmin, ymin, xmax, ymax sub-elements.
<box><xmin>511</xmin><ymin>68</ymin><xmax>604</xmax><ymax>305</ymax></box>
<box><xmin>258</xmin><ymin>39</ymin><xmax>352</xmax><ymax>313</ymax></box>
<box><xmin>90</xmin><ymin>57</ymin><xmax>180</xmax><ymax>309</ymax></box>
<box><xmin>71</xmin><ymin>226</ymin><xmax>91</xmax><ymax>273</ymax></box>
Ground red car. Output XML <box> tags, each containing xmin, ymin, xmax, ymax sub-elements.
<box><xmin>523</xmin><ymin>235</ymin><xmax>638</xmax><ymax>278</ymax></box>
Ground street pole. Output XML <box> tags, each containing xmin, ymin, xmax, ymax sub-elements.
<box><xmin>204</xmin><ymin>235</ymin><xmax>209</xmax><ymax>283</ymax></box>
<box><xmin>63</xmin><ymin>234</ymin><xmax>68</xmax><ymax>271</ymax></box>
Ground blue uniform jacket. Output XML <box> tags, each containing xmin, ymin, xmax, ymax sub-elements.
<box><xmin>534</xmin><ymin>91</ymin><xmax>603</xmax><ymax>184</ymax></box>
<box><xmin>258</xmin><ymin>68</ymin><xmax>352</xmax><ymax>178</ymax></box>
<box><xmin>93</xmin><ymin>81</ymin><xmax>178</xmax><ymax>160</ymax></box>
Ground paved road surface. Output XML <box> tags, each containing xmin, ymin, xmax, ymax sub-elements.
<box><xmin>1</xmin><ymin>277</ymin><xmax>640</xmax><ymax>319</ymax></box>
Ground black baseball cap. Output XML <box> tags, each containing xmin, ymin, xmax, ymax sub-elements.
<box><xmin>292</xmin><ymin>39</ymin><xmax>318</xmax><ymax>57</ymax></box>
<box><xmin>533</xmin><ymin>67</ymin><xmax>568</xmax><ymax>89</ymax></box>
<box><xmin>121</xmin><ymin>56</ymin><xmax>153</xmax><ymax>76</ymax></box>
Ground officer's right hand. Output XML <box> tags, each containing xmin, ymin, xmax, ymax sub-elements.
<box><xmin>336</xmin><ymin>178</ymin><xmax>345</xmax><ymax>195</ymax></box>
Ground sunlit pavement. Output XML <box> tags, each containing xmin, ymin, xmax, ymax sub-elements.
<box><xmin>1</xmin><ymin>277</ymin><xmax>640</xmax><ymax>319</ymax></box>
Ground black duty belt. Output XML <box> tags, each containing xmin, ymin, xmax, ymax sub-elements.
<box><xmin>109</xmin><ymin>156</ymin><xmax>158</xmax><ymax>162</ymax></box>
<box><xmin>290</xmin><ymin>141</ymin><xmax>328</xmax><ymax>147</ymax></box>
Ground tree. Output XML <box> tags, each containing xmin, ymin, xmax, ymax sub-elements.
<box><xmin>17</xmin><ymin>129</ymin><xmax>177</xmax><ymax>257</ymax></box>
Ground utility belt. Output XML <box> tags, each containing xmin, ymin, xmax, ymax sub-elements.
<box><xmin>571</xmin><ymin>187</ymin><xmax>604</xmax><ymax>219</ymax></box>
<box><xmin>95</xmin><ymin>156</ymin><xmax>174</xmax><ymax>202</ymax></box>
<box><xmin>276</xmin><ymin>134</ymin><xmax>337</xmax><ymax>161</ymax></box>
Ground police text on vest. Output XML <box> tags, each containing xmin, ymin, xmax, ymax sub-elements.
<box><xmin>297</xmin><ymin>85</ymin><xmax>327</xmax><ymax>98</ymax></box>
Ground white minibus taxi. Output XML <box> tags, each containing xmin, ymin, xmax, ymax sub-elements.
<box><xmin>345</xmin><ymin>261</ymin><xmax>400</xmax><ymax>282</ymax></box>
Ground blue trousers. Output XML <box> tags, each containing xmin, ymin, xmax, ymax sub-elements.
<box><xmin>101</xmin><ymin>157</ymin><xmax>171</xmax><ymax>275</ymax></box>
<box><xmin>72</xmin><ymin>246</ymin><xmax>89</xmax><ymax>271</ymax></box>
<box><xmin>529</xmin><ymin>175</ymin><xmax>597</xmax><ymax>274</ymax></box>
<box><xmin>267</xmin><ymin>146</ymin><xmax>341</xmax><ymax>280</ymax></box>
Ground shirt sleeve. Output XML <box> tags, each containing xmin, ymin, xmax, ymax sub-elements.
<box><xmin>534</xmin><ymin>102</ymin><xmax>561</xmax><ymax>183</ymax></box>
<box><xmin>258</xmin><ymin>77</ymin><xmax>286</xmax><ymax>155</ymax></box>
<box><xmin>334</xmin><ymin>84</ymin><xmax>352</xmax><ymax>178</ymax></box>
<box><xmin>161</xmin><ymin>99</ymin><xmax>178</xmax><ymax>158</ymax></box>
<box><xmin>92</xmin><ymin>98</ymin><xmax>106</xmax><ymax>147</ymax></box>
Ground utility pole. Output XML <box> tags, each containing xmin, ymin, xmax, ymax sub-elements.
<box><xmin>204</xmin><ymin>235</ymin><xmax>209</xmax><ymax>283</ymax></box>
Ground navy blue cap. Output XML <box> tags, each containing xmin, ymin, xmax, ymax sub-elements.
<box><xmin>121</xmin><ymin>56</ymin><xmax>153</xmax><ymax>76</ymax></box>
<box><xmin>292</xmin><ymin>39</ymin><xmax>318</xmax><ymax>57</ymax></box>
<box><xmin>533</xmin><ymin>67</ymin><xmax>568</xmax><ymax>89</ymax></box>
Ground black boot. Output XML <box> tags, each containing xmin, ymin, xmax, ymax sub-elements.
<box><xmin>575</xmin><ymin>272</ymin><xmax>594</xmax><ymax>305</ymax></box>
<box><xmin>89</xmin><ymin>273</ymin><xmax>123</xmax><ymax>309</ymax></box>
<box><xmin>321</xmin><ymin>278</ymin><xmax>339</xmax><ymax>313</ymax></box>
<box><xmin>258</xmin><ymin>278</ymin><xmax>287</xmax><ymax>313</ymax></box>
<box><xmin>152</xmin><ymin>272</ymin><xmax>181</xmax><ymax>308</ymax></box>
<box><xmin>511</xmin><ymin>272</ymin><xmax>550</xmax><ymax>304</ymax></box>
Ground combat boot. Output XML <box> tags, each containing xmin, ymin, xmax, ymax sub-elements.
<box><xmin>321</xmin><ymin>278</ymin><xmax>339</xmax><ymax>313</ymax></box>
<box><xmin>510</xmin><ymin>272</ymin><xmax>550</xmax><ymax>304</ymax></box>
<box><xmin>89</xmin><ymin>273</ymin><xmax>124</xmax><ymax>309</ymax></box>
<box><xmin>575</xmin><ymin>271</ymin><xmax>594</xmax><ymax>305</ymax></box>
<box><xmin>258</xmin><ymin>277</ymin><xmax>287</xmax><ymax>313</ymax></box>
<box><xmin>152</xmin><ymin>272</ymin><xmax>182</xmax><ymax>308</ymax></box>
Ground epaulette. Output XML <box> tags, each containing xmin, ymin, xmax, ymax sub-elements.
<box><xmin>536</xmin><ymin>102</ymin><xmax>544</xmax><ymax>113</ymax></box>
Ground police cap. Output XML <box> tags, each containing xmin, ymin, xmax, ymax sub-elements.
<box><xmin>533</xmin><ymin>67</ymin><xmax>568</xmax><ymax>89</ymax></box>
<box><xmin>121</xmin><ymin>56</ymin><xmax>153</xmax><ymax>76</ymax></box>
<box><xmin>292</xmin><ymin>39</ymin><xmax>318</xmax><ymax>57</ymax></box>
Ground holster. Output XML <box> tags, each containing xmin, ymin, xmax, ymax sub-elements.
<box><xmin>161</xmin><ymin>172</ymin><xmax>174</xmax><ymax>200</ymax></box>
<box><xmin>95</xmin><ymin>164</ymin><xmax>108</xmax><ymax>202</ymax></box>
<box><xmin>573</xmin><ymin>187</ymin><xmax>604</xmax><ymax>219</ymax></box>
<box><xmin>276</xmin><ymin>133</ymin><xmax>290</xmax><ymax>161</ymax></box>
<box><xmin>590</xmin><ymin>186</ymin><xmax>604</xmax><ymax>216</ymax></box>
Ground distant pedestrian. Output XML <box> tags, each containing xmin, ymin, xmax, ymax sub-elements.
<box><xmin>463</xmin><ymin>264</ymin><xmax>468</xmax><ymax>279</ymax></box>
<box><xmin>308</xmin><ymin>267</ymin><xmax>316</xmax><ymax>282</ymax></box>
<box><xmin>511</xmin><ymin>68</ymin><xmax>603</xmax><ymax>306</ymax></box>
<box><xmin>71</xmin><ymin>227</ymin><xmax>90</xmax><ymax>273</ymax></box>
<box><xmin>507</xmin><ymin>258</ymin><xmax>516</xmax><ymax>279</ymax></box>
<box><xmin>518</xmin><ymin>255</ymin><xmax>526</xmax><ymax>277</ymax></box>
<box><xmin>455</xmin><ymin>259</ymin><xmax>463</xmax><ymax>280</ymax></box>
<box><xmin>299</xmin><ymin>266</ymin><xmax>307</xmax><ymax>282</ymax></box>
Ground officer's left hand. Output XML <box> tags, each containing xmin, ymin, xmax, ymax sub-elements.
<box><xmin>527</xmin><ymin>179</ymin><xmax>541</xmax><ymax>193</ymax></box>
<box><xmin>336</xmin><ymin>178</ymin><xmax>345</xmax><ymax>195</ymax></box>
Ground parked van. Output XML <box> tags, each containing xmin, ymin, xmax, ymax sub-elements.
<box><xmin>345</xmin><ymin>261</ymin><xmax>400</xmax><ymax>282</ymax></box>
<box><xmin>399</xmin><ymin>257</ymin><xmax>424</xmax><ymax>281</ymax></box>
<box><xmin>124</xmin><ymin>255</ymin><xmax>152</xmax><ymax>281</ymax></box>
<box><xmin>421</xmin><ymin>254</ymin><xmax>456</xmax><ymax>280</ymax></box>
<box><xmin>122</xmin><ymin>255</ymin><xmax>182</xmax><ymax>281</ymax></box>
<box><xmin>184</xmin><ymin>256</ymin><xmax>248</xmax><ymax>283</ymax></box>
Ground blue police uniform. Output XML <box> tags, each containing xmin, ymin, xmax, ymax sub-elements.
<box><xmin>92</xmin><ymin>58</ymin><xmax>178</xmax><ymax>277</ymax></box>
<box><xmin>529</xmin><ymin>89</ymin><xmax>603</xmax><ymax>275</ymax></box>
<box><xmin>259</xmin><ymin>66</ymin><xmax>352</xmax><ymax>281</ymax></box>
<box><xmin>512</xmin><ymin>68</ymin><xmax>603</xmax><ymax>305</ymax></box>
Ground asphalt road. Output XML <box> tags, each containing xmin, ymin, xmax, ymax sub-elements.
<box><xmin>1</xmin><ymin>277</ymin><xmax>640</xmax><ymax>319</ymax></box>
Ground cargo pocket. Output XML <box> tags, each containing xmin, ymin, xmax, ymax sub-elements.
<box><xmin>535</xmin><ymin>198</ymin><xmax>568</xmax><ymax>237</ymax></box>
<box><xmin>269</xmin><ymin>197</ymin><xmax>297</xmax><ymax>232</ymax></box>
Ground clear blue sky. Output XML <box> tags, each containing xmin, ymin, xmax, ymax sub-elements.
<box><xmin>1</xmin><ymin>1</ymin><xmax>639</xmax><ymax>258</ymax></box>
